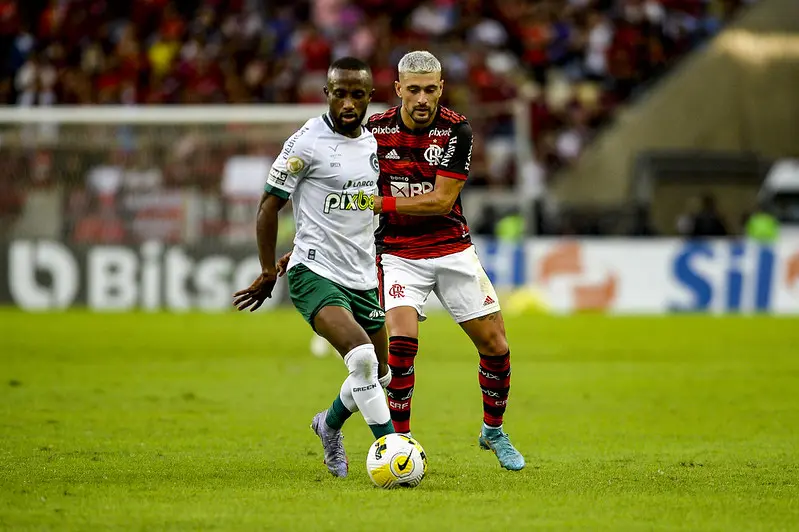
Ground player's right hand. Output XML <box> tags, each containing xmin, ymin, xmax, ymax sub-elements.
<box><xmin>232</xmin><ymin>270</ymin><xmax>278</xmax><ymax>312</ymax></box>
<box><xmin>276</xmin><ymin>252</ymin><xmax>292</xmax><ymax>277</ymax></box>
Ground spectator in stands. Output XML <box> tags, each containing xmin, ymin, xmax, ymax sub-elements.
<box><xmin>631</xmin><ymin>204</ymin><xmax>658</xmax><ymax>237</ymax></box>
<box><xmin>474</xmin><ymin>205</ymin><xmax>500</xmax><ymax>237</ymax></box>
<box><xmin>0</xmin><ymin>0</ymin><xmax>752</xmax><ymax>240</ymax></box>
<box><xmin>678</xmin><ymin>194</ymin><xmax>728</xmax><ymax>238</ymax></box>
<box><xmin>0</xmin><ymin>156</ymin><xmax>25</xmax><ymax>236</ymax></box>
<box><xmin>72</xmin><ymin>196</ymin><xmax>126</xmax><ymax>244</ymax></box>
<box><xmin>694</xmin><ymin>195</ymin><xmax>729</xmax><ymax>237</ymax></box>
<box><xmin>15</xmin><ymin>50</ymin><xmax>57</xmax><ymax>106</ymax></box>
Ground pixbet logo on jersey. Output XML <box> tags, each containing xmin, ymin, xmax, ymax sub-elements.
<box><xmin>371</xmin><ymin>125</ymin><xmax>399</xmax><ymax>135</ymax></box>
<box><xmin>323</xmin><ymin>190</ymin><xmax>374</xmax><ymax>214</ymax></box>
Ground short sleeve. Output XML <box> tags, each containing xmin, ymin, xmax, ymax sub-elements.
<box><xmin>264</xmin><ymin>124</ymin><xmax>316</xmax><ymax>200</ymax></box>
<box><xmin>437</xmin><ymin>121</ymin><xmax>473</xmax><ymax>181</ymax></box>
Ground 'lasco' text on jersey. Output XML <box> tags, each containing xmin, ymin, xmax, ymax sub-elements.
<box><xmin>264</xmin><ymin>114</ymin><xmax>380</xmax><ymax>289</ymax></box>
<box><xmin>366</xmin><ymin>106</ymin><xmax>473</xmax><ymax>260</ymax></box>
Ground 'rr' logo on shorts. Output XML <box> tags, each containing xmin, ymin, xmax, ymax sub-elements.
<box><xmin>388</xmin><ymin>283</ymin><xmax>405</xmax><ymax>298</ymax></box>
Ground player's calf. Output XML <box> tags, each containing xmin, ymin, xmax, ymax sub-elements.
<box><xmin>478</xmin><ymin>351</ymin><xmax>511</xmax><ymax>428</ymax></box>
<box><xmin>461</xmin><ymin>312</ymin><xmax>513</xmax><ymax>427</ymax></box>
<box><xmin>386</xmin><ymin>335</ymin><xmax>418</xmax><ymax>435</ymax></box>
<box><xmin>312</xmin><ymin>307</ymin><xmax>393</xmax><ymax>442</ymax></box>
<box><xmin>476</xmin><ymin>350</ymin><xmax>524</xmax><ymax>471</ymax></box>
<box><xmin>460</xmin><ymin>311</ymin><xmax>524</xmax><ymax>469</ymax></box>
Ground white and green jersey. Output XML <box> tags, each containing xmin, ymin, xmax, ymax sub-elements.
<box><xmin>265</xmin><ymin>114</ymin><xmax>380</xmax><ymax>290</ymax></box>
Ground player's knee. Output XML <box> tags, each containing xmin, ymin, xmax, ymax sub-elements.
<box><xmin>475</xmin><ymin>329</ymin><xmax>509</xmax><ymax>357</ymax></box>
<box><xmin>386</xmin><ymin>308</ymin><xmax>419</xmax><ymax>339</ymax></box>
<box><xmin>314</xmin><ymin>307</ymin><xmax>371</xmax><ymax>354</ymax></box>
<box><xmin>326</xmin><ymin>335</ymin><xmax>372</xmax><ymax>358</ymax></box>
<box><xmin>345</xmin><ymin>344</ymin><xmax>378</xmax><ymax>378</ymax></box>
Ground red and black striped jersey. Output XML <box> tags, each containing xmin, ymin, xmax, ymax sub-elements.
<box><xmin>366</xmin><ymin>105</ymin><xmax>473</xmax><ymax>260</ymax></box>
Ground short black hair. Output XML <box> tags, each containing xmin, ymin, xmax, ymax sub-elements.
<box><xmin>328</xmin><ymin>56</ymin><xmax>371</xmax><ymax>75</ymax></box>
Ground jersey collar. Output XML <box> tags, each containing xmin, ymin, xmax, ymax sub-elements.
<box><xmin>323</xmin><ymin>112</ymin><xmax>367</xmax><ymax>139</ymax></box>
<box><xmin>322</xmin><ymin>113</ymin><xmax>336</xmax><ymax>132</ymax></box>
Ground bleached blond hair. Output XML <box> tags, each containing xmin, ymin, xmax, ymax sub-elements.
<box><xmin>397</xmin><ymin>51</ymin><xmax>442</xmax><ymax>75</ymax></box>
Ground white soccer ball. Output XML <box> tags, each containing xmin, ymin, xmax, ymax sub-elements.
<box><xmin>366</xmin><ymin>433</ymin><xmax>428</xmax><ymax>489</ymax></box>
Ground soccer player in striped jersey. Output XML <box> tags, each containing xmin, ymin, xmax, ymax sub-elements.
<box><xmin>367</xmin><ymin>51</ymin><xmax>525</xmax><ymax>471</ymax></box>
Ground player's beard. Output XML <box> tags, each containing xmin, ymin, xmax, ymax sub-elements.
<box><xmin>334</xmin><ymin>110</ymin><xmax>364</xmax><ymax>133</ymax></box>
<box><xmin>410</xmin><ymin>105</ymin><xmax>435</xmax><ymax>124</ymax></box>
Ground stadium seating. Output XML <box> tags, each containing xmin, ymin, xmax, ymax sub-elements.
<box><xmin>0</xmin><ymin>0</ymin><xmax>753</xmax><ymax>238</ymax></box>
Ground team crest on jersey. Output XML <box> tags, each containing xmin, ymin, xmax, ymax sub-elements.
<box><xmin>424</xmin><ymin>144</ymin><xmax>443</xmax><ymax>165</ymax></box>
<box><xmin>370</xmin><ymin>152</ymin><xmax>379</xmax><ymax>173</ymax></box>
<box><xmin>286</xmin><ymin>156</ymin><xmax>306</xmax><ymax>174</ymax></box>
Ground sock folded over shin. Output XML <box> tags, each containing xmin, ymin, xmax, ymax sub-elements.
<box><xmin>342</xmin><ymin>344</ymin><xmax>393</xmax><ymax>437</ymax></box>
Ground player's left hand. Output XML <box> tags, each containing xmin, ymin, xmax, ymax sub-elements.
<box><xmin>372</xmin><ymin>195</ymin><xmax>383</xmax><ymax>214</ymax></box>
<box><xmin>276</xmin><ymin>252</ymin><xmax>292</xmax><ymax>277</ymax></box>
<box><xmin>232</xmin><ymin>270</ymin><xmax>277</xmax><ymax>312</ymax></box>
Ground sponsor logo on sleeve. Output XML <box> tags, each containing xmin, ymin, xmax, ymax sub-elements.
<box><xmin>269</xmin><ymin>168</ymin><xmax>288</xmax><ymax>185</ymax></box>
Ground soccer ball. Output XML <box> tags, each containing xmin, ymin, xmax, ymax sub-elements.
<box><xmin>310</xmin><ymin>333</ymin><xmax>331</xmax><ymax>358</ymax></box>
<box><xmin>366</xmin><ymin>433</ymin><xmax>428</xmax><ymax>489</ymax></box>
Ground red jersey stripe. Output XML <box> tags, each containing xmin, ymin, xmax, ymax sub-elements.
<box><xmin>367</xmin><ymin>105</ymin><xmax>473</xmax><ymax>260</ymax></box>
<box><xmin>437</xmin><ymin>169</ymin><xmax>468</xmax><ymax>181</ymax></box>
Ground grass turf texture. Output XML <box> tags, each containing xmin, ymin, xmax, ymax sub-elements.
<box><xmin>1</xmin><ymin>309</ymin><xmax>797</xmax><ymax>531</ymax></box>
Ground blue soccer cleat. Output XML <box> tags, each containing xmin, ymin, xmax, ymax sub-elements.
<box><xmin>311</xmin><ymin>411</ymin><xmax>348</xmax><ymax>478</ymax></box>
<box><xmin>478</xmin><ymin>426</ymin><xmax>525</xmax><ymax>471</ymax></box>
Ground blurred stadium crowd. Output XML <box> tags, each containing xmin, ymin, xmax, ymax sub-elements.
<box><xmin>0</xmin><ymin>0</ymin><xmax>752</xmax><ymax>242</ymax></box>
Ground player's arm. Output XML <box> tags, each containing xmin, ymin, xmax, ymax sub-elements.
<box><xmin>374</xmin><ymin>121</ymin><xmax>473</xmax><ymax>216</ymax></box>
<box><xmin>234</xmin><ymin>128</ymin><xmax>312</xmax><ymax>311</ymax></box>
<box><xmin>255</xmin><ymin>191</ymin><xmax>288</xmax><ymax>277</ymax></box>
<box><xmin>375</xmin><ymin>176</ymin><xmax>464</xmax><ymax>216</ymax></box>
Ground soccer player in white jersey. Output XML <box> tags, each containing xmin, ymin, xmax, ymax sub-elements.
<box><xmin>233</xmin><ymin>57</ymin><xmax>394</xmax><ymax>478</ymax></box>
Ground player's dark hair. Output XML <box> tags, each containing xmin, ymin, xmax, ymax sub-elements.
<box><xmin>328</xmin><ymin>57</ymin><xmax>371</xmax><ymax>76</ymax></box>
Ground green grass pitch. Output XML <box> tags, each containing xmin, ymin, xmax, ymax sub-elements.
<box><xmin>1</xmin><ymin>309</ymin><xmax>798</xmax><ymax>531</ymax></box>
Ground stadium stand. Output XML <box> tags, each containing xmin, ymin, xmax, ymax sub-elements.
<box><xmin>0</xmin><ymin>0</ymin><xmax>753</xmax><ymax>240</ymax></box>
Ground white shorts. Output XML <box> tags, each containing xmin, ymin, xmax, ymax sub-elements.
<box><xmin>378</xmin><ymin>246</ymin><xmax>501</xmax><ymax>323</ymax></box>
